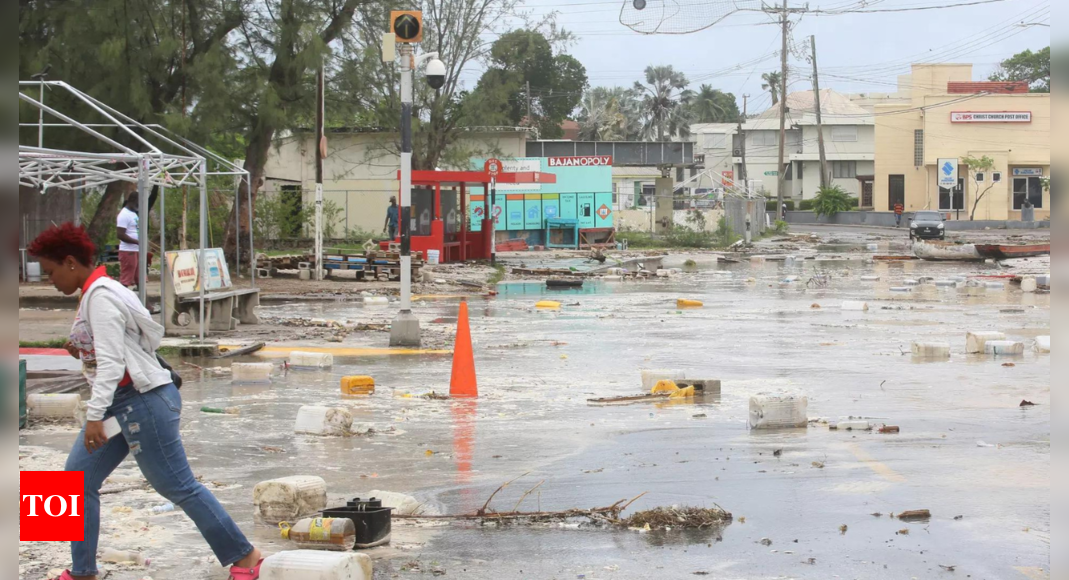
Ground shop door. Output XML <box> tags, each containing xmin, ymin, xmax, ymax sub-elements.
<box><xmin>888</xmin><ymin>175</ymin><xmax>905</xmax><ymax>211</ymax></box>
<box><xmin>861</xmin><ymin>181</ymin><xmax>874</xmax><ymax>209</ymax></box>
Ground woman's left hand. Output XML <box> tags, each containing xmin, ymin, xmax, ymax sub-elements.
<box><xmin>84</xmin><ymin>421</ymin><xmax>109</xmax><ymax>453</ymax></box>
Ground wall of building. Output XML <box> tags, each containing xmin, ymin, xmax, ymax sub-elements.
<box><xmin>616</xmin><ymin>208</ymin><xmax>726</xmax><ymax>233</ymax></box>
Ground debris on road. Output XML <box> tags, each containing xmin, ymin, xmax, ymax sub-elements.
<box><xmin>896</xmin><ymin>510</ymin><xmax>932</xmax><ymax>522</ymax></box>
<box><xmin>1020</xmin><ymin>400</ymin><xmax>1036</xmax><ymax>407</ymax></box>
<box><xmin>623</xmin><ymin>506</ymin><xmax>733</xmax><ymax>531</ymax></box>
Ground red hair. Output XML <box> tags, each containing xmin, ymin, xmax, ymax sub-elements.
<box><xmin>28</xmin><ymin>222</ymin><xmax>97</xmax><ymax>267</ymax></box>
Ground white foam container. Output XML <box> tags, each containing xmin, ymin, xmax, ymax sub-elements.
<box><xmin>27</xmin><ymin>262</ymin><xmax>42</xmax><ymax>283</ymax></box>
<box><xmin>860</xmin><ymin>276</ymin><xmax>881</xmax><ymax>282</ymax></box>
<box><xmin>232</xmin><ymin>362</ymin><xmax>274</xmax><ymax>384</ymax></box>
<box><xmin>749</xmin><ymin>394</ymin><xmax>809</xmax><ymax>430</ymax></box>
<box><xmin>641</xmin><ymin>370</ymin><xmax>686</xmax><ymax>391</ymax></box>
<box><xmin>1036</xmin><ymin>336</ymin><xmax>1050</xmax><ymax>353</ymax></box>
<box><xmin>260</xmin><ymin>550</ymin><xmax>372</xmax><ymax>580</ymax></box>
<box><xmin>1020</xmin><ymin>277</ymin><xmax>1038</xmax><ymax>292</ymax></box>
<box><xmin>842</xmin><ymin>301</ymin><xmax>869</xmax><ymax>311</ymax></box>
<box><xmin>27</xmin><ymin>394</ymin><xmax>83</xmax><ymax>421</ymax></box>
<box><xmin>655</xmin><ymin>269</ymin><xmax>671</xmax><ymax>278</ymax></box>
<box><xmin>984</xmin><ymin>341</ymin><xmax>1025</xmax><ymax>356</ymax></box>
<box><xmin>289</xmin><ymin>351</ymin><xmax>334</xmax><ymax>369</ymax></box>
<box><xmin>364</xmin><ymin>297</ymin><xmax>389</xmax><ymax>307</ymax></box>
<box><xmin>295</xmin><ymin>406</ymin><xmax>353</xmax><ymax>437</ymax></box>
<box><xmin>834</xmin><ymin>420</ymin><xmax>872</xmax><ymax>431</ymax></box>
<box><xmin>427</xmin><ymin>250</ymin><xmax>441</xmax><ymax>265</ymax></box>
<box><xmin>912</xmin><ymin>342</ymin><xmax>951</xmax><ymax>359</ymax></box>
<box><xmin>253</xmin><ymin>476</ymin><xmax>328</xmax><ymax>525</ymax></box>
<box><xmin>966</xmin><ymin>331</ymin><xmax>1006</xmax><ymax>354</ymax></box>
<box><xmin>368</xmin><ymin>491</ymin><xmax>424</xmax><ymax>516</ymax></box>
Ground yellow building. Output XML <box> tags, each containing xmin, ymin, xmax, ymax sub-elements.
<box><xmin>875</xmin><ymin>64</ymin><xmax>1050</xmax><ymax>221</ymax></box>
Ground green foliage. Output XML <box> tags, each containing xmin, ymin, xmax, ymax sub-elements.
<box><xmin>762</xmin><ymin>72</ymin><xmax>782</xmax><ymax>106</ymax></box>
<box><xmin>577</xmin><ymin>87</ymin><xmax>643</xmax><ymax>141</ymax></box>
<box><xmin>773</xmin><ymin>220</ymin><xmax>790</xmax><ymax>234</ymax></box>
<box><xmin>812</xmin><ymin>186</ymin><xmax>854</xmax><ymax>217</ymax></box>
<box><xmin>711</xmin><ymin>216</ymin><xmax>740</xmax><ymax>248</ymax></box>
<box><xmin>800</xmin><ymin>197</ymin><xmax>857</xmax><ymax>211</ymax></box>
<box><xmin>255</xmin><ymin>193</ymin><xmax>308</xmax><ymax>241</ymax></box>
<box><xmin>488</xmin><ymin>265</ymin><xmax>507</xmax><ymax>286</ymax></box>
<box><xmin>989</xmin><ymin>47</ymin><xmax>1050</xmax><ymax>93</ymax></box>
<box><xmin>634</xmin><ymin>66</ymin><xmax>693</xmax><ymax>141</ymax></box>
<box><xmin>19</xmin><ymin>339</ymin><xmax>70</xmax><ymax>349</ymax></box>
<box><xmin>963</xmin><ymin>155</ymin><xmax>998</xmax><ymax>220</ymax></box>
<box><xmin>304</xmin><ymin>200</ymin><xmax>345</xmax><ymax>240</ymax></box>
<box><xmin>767</xmin><ymin>200</ymin><xmax>795</xmax><ymax>212</ymax></box>
<box><xmin>688</xmin><ymin>85</ymin><xmax>741</xmax><ymax>124</ymax></box>
<box><xmin>684</xmin><ymin>209</ymin><xmax>708</xmax><ymax>232</ymax></box>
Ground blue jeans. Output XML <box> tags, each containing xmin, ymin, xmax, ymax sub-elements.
<box><xmin>65</xmin><ymin>384</ymin><xmax>253</xmax><ymax>576</ymax></box>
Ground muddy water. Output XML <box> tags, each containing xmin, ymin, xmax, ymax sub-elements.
<box><xmin>20</xmin><ymin>257</ymin><xmax>1049</xmax><ymax>580</ymax></box>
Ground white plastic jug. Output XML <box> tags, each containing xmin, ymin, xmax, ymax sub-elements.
<box><xmin>749</xmin><ymin>394</ymin><xmax>809</xmax><ymax>430</ymax></box>
<box><xmin>260</xmin><ymin>551</ymin><xmax>373</xmax><ymax>580</ymax></box>
<box><xmin>427</xmin><ymin>250</ymin><xmax>441</xmax><ymax>265</ymax></box>
<box><xmin>26</xmin><ymin>262</ymin><xmax>42</xmax><ymax>283</ymax></box>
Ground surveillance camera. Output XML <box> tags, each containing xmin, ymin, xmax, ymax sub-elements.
<box><xmin>425</xmin><ymin>58</ymin><xmax>446</xmax><ymax>90</ymax></box>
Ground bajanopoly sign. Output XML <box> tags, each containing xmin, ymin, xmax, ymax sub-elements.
<box><xmin>165</xmin><ymin>249</ymin><xmax>231</xmax><ymax>295</ymax></box>
<box><xmin>950</xmin><ymin>111</ymin><xmax>1032</xmax><ymax>123</ymax></box>
<box><xmin>547</xmin><ymin>155</ymin><xmax>613</xmax><ymax>168</ymax></box>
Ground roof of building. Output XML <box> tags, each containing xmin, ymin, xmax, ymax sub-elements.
<box><xmin>947</xmin><ymin>81</ymin><xmax>1030</xmax><ymax>94</ymax></box>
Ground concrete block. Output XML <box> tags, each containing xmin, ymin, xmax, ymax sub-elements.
<box><xmin>984</xmin><ymin>341</ymin><xmax>1025</xmax><ymax>356</ymax></box>
<box><xmin>333</xmin><ymin>269</ymin><xmax>359</xmax><ymax>280</ymax></box>
<box><xmin>912</xmin><ymin>342</ymin><xmax>951</xmax><ymax>359</ymax></box>
<box><xmin>641</xmin><ymin>369</ymin><xmax>686</xmax><ymax>391</ymax></box>
<box><xmin>289</xmin><ymin>351</ymin><xmax>334</xmax><ymax>369</ymax></box>
<box><xmin>260</xmin><ymin>550</ymin><xmax>372</xmax><ymax>580</ymax></box>
<box><xmin>368</xmin><ymin>491</ymin><xmax>423</xmax><ymax>516</ymax></box>
<box><xmin>253</xmin><ymin>476</ymin><xmax>328</xmax><ymax>524</ymax></box>
<box><xmin>860</xmin><ymin>276</ymin><xmax>880</xmax><ymax>282</ymax></box>
<box><xmin>1036</xmin><ymin>336</ymin><xmax>1050</xmax><ymax>353</ymax></box>
<box><xmin>842</xmin><ymin>301</ymin><xmax>869</xmax><ymax>311</ymax></box>
<box><xmin>257</xmin><ymin>268</ymin><xmax>271</xmax><ymax>279</ymax></box>
<box><xmin>967</xmin><ymin>331</ymin><xmax>1006</xmax><ymax>354</ymax></box>
<box><xmin>749</xmin><ymin>394</ymin><xmax>808</xmax><ymax>430</ymax></box>
<box><xmin>294</xmin><ymin>406</ymin><xmax>353</xmax><ymax>437</ymax></box>
<box><xmin>341</xmin><ymin>376</ymin><xmax>375</xmax><ymax>396</ymax></box>
<box><xmin>389</xmin><ymin>310</ymin><xmax>422</xmax><ymax>348</ymax></box>
<box><xmin>1020</xmin><ymin>277</ymin><xmax>1037</xmax><ymax>293</ymax></box>
<box><xmin>26</xmin><ymin>394</ymin><xmax>83</xmax><ymax>421</ymax></box>
<box><xmin>232</xmin><ymin>362</ymin><xmax>274</xmax><ymax>384</ymax></box>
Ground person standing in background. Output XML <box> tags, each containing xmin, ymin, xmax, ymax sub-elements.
<box><xmin>894</xmin><ymin>202</ymin><xmax>905</xmax><ymax>227</ymax></box>
<box><xmin>116</xmin><ymin>193</ymin><xmax>140</xmax><ymax>289</ymax></box>
<box><xmin>384</xmin><ymin>196</ymin><xmax>399</xmax><ymax>240</ymax></box>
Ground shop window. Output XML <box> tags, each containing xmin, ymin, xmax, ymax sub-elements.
<box><xmin>1013</xmin><ymin>177</ymin><xmax>1044</xmax><ymax>209</ymax></box>
<box><xmin>832</xmin><ymin>161</ymin><xmax>857</xmax><ymax>179</ymax></box>
<box><xmin>914</xmin><ymin>130</ymin><xmax>924</xmax><ymax>167</ymax></box>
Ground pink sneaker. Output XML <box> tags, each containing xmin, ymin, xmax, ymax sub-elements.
<box><xmin>228</xmin><ymin>559</ymin><xmax>264</xmax><ymax>580</ymax></box>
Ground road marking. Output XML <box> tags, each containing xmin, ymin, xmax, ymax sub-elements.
<box><xmin>847</xmin><ymin>443</ymin><xmax>906</xmax><ymax>483</ymax></box>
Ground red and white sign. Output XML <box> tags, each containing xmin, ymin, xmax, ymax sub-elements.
<box><xmin>721</xmin><ymin>170</ymin><xmax>735</xmax><ymax>187</ymax></box>
<box><xmin>21</xmin><ymin>471</ymin><xmax>85</xmax><ymax>541</ymax></box>
<box><xmin>547</xmin><ymin>156</ymin><xmax>613</xmax><ymax>168</ymax></box>
<box><xmin>597</xmin><ymin>204</ymin><xmax>612</xmax><ymax>220</ymax></box>
<box><xmin>484</xmin><ymin>158</ymin><xmax>502</xmax><ymax>176</ymax></box>
<box><xmin>950</xmin><ymin>112</ymin><xmax>1032</xmax><ymax>123</ymax></box>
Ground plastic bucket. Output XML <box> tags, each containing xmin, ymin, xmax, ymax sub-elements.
<box><xmin>427</xmin><ymin>250</ymin><xmax>440</xmax><ymax>265</ymax></box>
<box><xmin>26</xmin><ymin>262</ymin><xmax>42</xmax><ymax>283</ymax></box>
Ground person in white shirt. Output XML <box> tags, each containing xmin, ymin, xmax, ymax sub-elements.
<box><xmin>116</xmin><ymin>193</ymin><xmax>140</xmax><ymax>288</ymax></box>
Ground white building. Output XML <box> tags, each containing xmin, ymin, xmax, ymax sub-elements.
<box><xmin>725</xmin><ymin>90</ymin><xmax>876</xmax><ymax>204</ymax></box>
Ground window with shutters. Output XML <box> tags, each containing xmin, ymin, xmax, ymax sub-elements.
<box><xmin>832</xmin><ymin>161</ymin><xmax>857</xmax><ymax>179</ymax></box>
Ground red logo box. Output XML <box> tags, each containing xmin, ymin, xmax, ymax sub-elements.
<box><xmin>20</xmin><ymin>472</ymin><xmax>85</xmax><ymax>542</ymax></box>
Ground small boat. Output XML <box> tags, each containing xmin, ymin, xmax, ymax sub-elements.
<box><xmin>974</xmin><ymin>244</ymin><xmax>1050</xmax><ymax>260</ymax></box>
<box><xmin>546</xmin><ymin>278</ymin><xmax>584</xmax><ymax>289</ymax></box>
<box><xmin>913</xmin><ymin>240</ymin><xmax>983</xmax><ymax>261</ymax></box>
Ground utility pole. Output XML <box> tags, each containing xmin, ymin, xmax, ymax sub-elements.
<box><xmin>811</xmin><ymin>35</ymin><xmax>829</xmax><ymax>190</ymax></box>
<box><xmin>776</xmin><ymin>0</ymin><xmax>789</xmax><ymax>218</ymax></box>
<box><xmin>738</xmin><ymin>94</ymin><xmax>749</xmax><ymax>188</ymax></box>
<box><xmin>314</xmin><ymin>62</ymin><xmax>325</xmax><ymax>282</ymax></box>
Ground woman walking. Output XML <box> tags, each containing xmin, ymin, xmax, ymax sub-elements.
<box><xmin>28</xmin><ymin>223</ymin><xmax>263</xmax><ymax>580</ymax></box>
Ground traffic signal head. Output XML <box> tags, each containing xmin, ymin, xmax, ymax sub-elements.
<box><xmin>391</xmin><ymin>11</ymin><xmax>423</xmax><ymax>43</ymax></box>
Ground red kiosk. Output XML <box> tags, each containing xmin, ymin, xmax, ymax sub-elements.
<box><xmin>389</xmin><ymin>169</ymin><xmax>556</xmax><ymax>263</ymax></box>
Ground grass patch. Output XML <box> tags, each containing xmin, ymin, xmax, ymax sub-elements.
<box><xmin>488</xmin><ymin>265</ymin><xmax>506</xmax><ymax>286</ymax></box>
<box><xmin>19</xmin><ymin>339</ymin><xmax>68</xmax><ymax>349</ymax></box>
<box><xmin>617</xmin><ymin>231</ymin><xmax>667</xmax><ymax>249</ymax></box>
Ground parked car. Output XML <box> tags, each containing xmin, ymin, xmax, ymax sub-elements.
<box><xmin>909</xmin><ymin>211</ymin><xmax>947</xmax><ymax>241</ymax></box>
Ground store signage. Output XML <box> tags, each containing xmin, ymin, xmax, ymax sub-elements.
<box><xmin>597</xmin><ymin>204</ymin><xmax>612</xmax><ymax>220</ymax></box>
<box><xmin>1012</xmin><ymin>168</ymin><xmax>1044</xmax><ymax>177</ymax></box>
<box><xmin>950</xmin><ymin>112</ymin><xmax>1031</xmax><ymax>123</ymax></box>
<box><xmin>547</xmin><ymin>156</ymin><xmax>613</xmax><ymax>168</ymax></box>
<box><xmin>937</xmin><ymin>158</ymin><xmax>959</xmax><ymax>190</ymax></box>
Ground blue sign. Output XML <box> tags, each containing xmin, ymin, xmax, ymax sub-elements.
<box><xmin>937</xmin><ymin>158</ymin><xmax>958</xmax><ymax>190</ymax></box>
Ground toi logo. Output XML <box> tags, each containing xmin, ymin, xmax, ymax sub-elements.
<box><xmin>20</xmin><ymin>472</ymin><xmax>85</xmax><ymax>542</ymax></box>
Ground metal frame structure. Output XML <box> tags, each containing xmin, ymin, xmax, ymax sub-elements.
<box><xmin>18</xmin><ymin>80</ymin><xmax>256</xmax><ymax>341</ymax></box>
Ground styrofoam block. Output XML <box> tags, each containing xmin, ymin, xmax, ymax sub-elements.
<box><xmin>1036</xmin><ymin>336</ymin><xmax>1050</xmax><ymax>353</ymax></box>
<box><xmin>655</xmin><ymin>269</ymin><xmax>671</xmax><ymax>278</ymax></box>
<box><xmin>1020</xmin><ymin>277</ymin><xmax>1037</xmax><ymax>292</ymax></box>
<box><xmin>984</xmin><ymin>341</ymin><xmax>1025</xmax><ymax>356</ymax></box>
<box><xmin>832</xmin><ymin>420</ymin><xmax>871</xmax><ymax>431</ymax></box>
<box><xmin>232</xmin><ymin>362</ymin><xmax>274</xmax><ymax>384</ymax></box>
<box><xmin>253</xmin><ymin>476</ymin><xmax>328</xmax><ymax>524</ymax></box>
<box><xmin>295</xmin><ymin>406</ymin><xmax>353</xmax><ymax>437</ymax></box>
<box><xmin>27</xmin><ymin>394</ymin><xmax>83</xmax><ymax>421</ymax></box>
<box><xmin>912</xmin><ymin>342</ymin><xmax>951</xmax><ymax>359</ymax></box>
<box><xmin>364</xmin><ymin>297</ymin><xmax>389</xmax><ymax>306</ymax></box>
<box><xmin>260</xmin><ymin>550</ymin><xmax>372</xmax><ymax>580</ymax></box>
<box><xmin>967</xmin><ymin>331</ymin><xmax>1006</xmax><ymax>354</ymax></box>
<box><xmin>842</xmin><ymin>301</ymin><xmax>869</xmax><ymax>311</ymax></box>
<box><xmin>641</xmin><ymin>369</ymin><xmax>686</xmax><ymax>391</ymax></box>
<box><xmin>985</xmin><ymin>282</ymin><xmax>1006</xmax><ymax>290</ymax></box>
<box><xmin>289</xmin><ymin>351</ymin><xmax>334</xmax><ymax>369</ymax></box>
<box><xmin>860</xmin><ymin>276</ymin><xmax>880</xmax><ymax>282</ymax></box>
<box><xmin>749</xmin><ymin>394</ymin><xmax>809</xmax><ymax>430</ymax></box>
<box><xmin>368</xmin><ymin>491</ymin><xmax>423</xmax><ymax>516</ymax></box>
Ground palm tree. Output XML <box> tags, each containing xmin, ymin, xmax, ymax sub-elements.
<box><xmin>762</xmin><ymin>71</ymin><xmax>782</xmax><ymax>106</ymax></box>
<box><xmin>690</xmin><ymin>84</ymin><xmax>741</xmax><ymax>123</ymax></box>
<box><xmin>577</xmin><ymin>86</ymin><xmax>642</xmax><ymax>141</ymax></box>
<box><xmin>634</xmin><ymin>65</ymin><xmax>692</xmax><ymax>141</ymax></box>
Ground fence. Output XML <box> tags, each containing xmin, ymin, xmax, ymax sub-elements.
<box><xmin>724</xmin><ymin>196</ymin><xmax>767</xmax><ymax>238</ymax></box>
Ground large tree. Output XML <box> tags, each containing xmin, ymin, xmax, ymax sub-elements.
<box><xmin>688</xmin><ymin>85</ymin><xmax>741</xmax><ymax>123</ymax></box>
<box><xmin>761</xmin><ymin>71</ymin><xmax>781</xmax><ymax>106</ymax></box>
<box><xmin>989</xmin><ymin>46</ymin><xmax>1050</xmax><ymax>93</ymax></box>
<box><xmin>634</xmin><ymin>65</ymin><xmax>692</xmax><ymax>141</ymax></box>
<box><xmin>472</xmin><ymin>30</ymin><xmax>588</xmax><ymax>139</ymax></box>
<box><xmin>577</xmin><ymin>86</ymin><xmax>642</xmax><ymax>141</ymax></box>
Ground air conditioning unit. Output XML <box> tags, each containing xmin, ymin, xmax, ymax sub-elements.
<box><xmin>733</xmin><ymin>149</ymin><xmax>742</xmax><ymax>157</ymax></box>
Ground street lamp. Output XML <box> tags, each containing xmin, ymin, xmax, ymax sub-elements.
<box><xmin>386</xmin><ymin>11</ymin><xmax>444</xmax><ymax>347</ymax></box>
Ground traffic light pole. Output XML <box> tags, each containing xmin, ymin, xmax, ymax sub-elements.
<box><xmin>391</xmin><ymin>42</ymin><xmax>421</xmax><ymax>347</ymax></box>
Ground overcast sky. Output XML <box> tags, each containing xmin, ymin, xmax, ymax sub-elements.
<box><xmin>464</xmin><ymin>0</ymin><xmax>1051</xmax><ymax>115</ymax></box>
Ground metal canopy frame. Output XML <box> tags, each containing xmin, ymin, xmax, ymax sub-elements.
<box><xmin>18</xmin><ymin>80</ymin><xmax>256</xmax><ymax>342</ymax></box>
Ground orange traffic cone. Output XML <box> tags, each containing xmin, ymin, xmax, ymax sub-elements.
<box><xmin>450</xmin><ymin>301</ymin><xmax>478</xmax><ymax>398</ymax></box>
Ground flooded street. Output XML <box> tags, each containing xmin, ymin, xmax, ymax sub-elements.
<box><xmin>20</xmin><ymin>255</ymin><xmax>1049</xmax><ymax>580</ymax></box>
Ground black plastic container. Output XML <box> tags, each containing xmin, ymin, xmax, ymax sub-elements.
<box><xmin>323</xmin><ymin>498</ymin><xmax>393</xmax><ymax>549</ymax></box>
